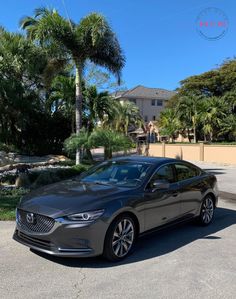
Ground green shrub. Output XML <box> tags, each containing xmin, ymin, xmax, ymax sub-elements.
<box><xmin>57</xmin><ymin>160</ymin><xmax>76</xmax><ymax>167</ymax></box>
<box><xmin>0</xmin><ymin>173</ymin><xmax>17</xmax><ymax>185</ymax></box>
<box><xmin>0</xmin><ymin>143</ymin><xmax>19</xmax><ymax>153</ymax></box>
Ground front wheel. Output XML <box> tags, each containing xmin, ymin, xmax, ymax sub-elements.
<box><xmin>198</xmin><ymin>196</ymin><xmax>215</xmax><ymax>226</ymax></box>
<box><xmin>103</xmin><ymin>215</ymin><xmax>136</xmax><ymax>262</ymax></box>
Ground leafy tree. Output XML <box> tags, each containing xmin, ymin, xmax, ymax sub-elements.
<box><xmin>176</xmin><ymin>94</ymin><xmax>203</xmax><ymax>143</ymax></box>
<box><xmin>0</xmin><ymin>27</ymin><xmax>72</xmax><ymax>154</ymax></box>
<box><xmin>65</xmin><ymin>128</ymin><xmax>133</xmax><ymax>160</ymax></box>
<box><xmin>64</xmin><ymin>128</ymin><xmax>92</xmax><ymax>160</ymax></box>
<box><xmin>219</xmin><ymin>114</ymin><xmax>236</xmax><ymax>141</ymax></box>
<box><xmin>165</xmin><ymin>59</ymin><xmax>236</xmax><ymax>142</ymax></box>
<box><xmin>48</xmin><ymin>74</ymin><xmax>76</xmax><ymax>132</ymax></box>
<box><xmin>89</xmin><ymin>129</ymin><xmax>133</xmax><ymax>160</ymax></box>
<box><xmin>158</xmin><ymin>108</ymin><xmax>180</xmax><ymax>142</ymax></box>
<box><xmin>21</xmin><ymin>8</ymin><xmax>125</xmax><ymax>164</ymax></box>
<box><xmin>200</xmin><ymin>97</ymin><xmax>228</xmax><ymax>141</ymax></box>
<box><xmin>84</xmin><ymin>61</ymin><xmax>127</xmax><ymax>91</ymax></box>
<box><xmin>83</xmin><ymin>85</ymin><xmax>116</xmax><ymax>132</ymax></box>
<box><xmin>107</xmin><ymin>101</ymin><xmax>143</xmax><ymax>136</ymax></box>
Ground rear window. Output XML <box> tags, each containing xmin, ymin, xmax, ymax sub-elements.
<box><xmin>175</xmin><ymin>163</ymin><xmax>200</xmax><ymax>181</ymax></box>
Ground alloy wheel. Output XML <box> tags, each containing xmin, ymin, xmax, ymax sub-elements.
<box><xmin>201</xmin><ymin>197</ymin><xmax>214</xmax><ymax>224</ymax></box>
<box><xmin>112</xmin><ymin>218</ymin><xmax>134</xmax><ymax>257</ymax></box>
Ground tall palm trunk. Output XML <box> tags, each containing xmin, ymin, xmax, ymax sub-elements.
<box><xmin>193</xmin><ymin>125</ymin><xmax>197</xmax><ymax>143</ymax></box>
<box><xmin>193</xmin><ymin>116</ymin><xmax>197</xmax><ymax>143</ymax></box>
<box><xmin>75</xmin><ymin>63</ymin><xmax>83</xmax><ymax>164</ymax></box>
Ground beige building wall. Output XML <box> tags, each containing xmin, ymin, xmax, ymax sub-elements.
<box><xmin>204</xmin><ymin>145</ymin><xmax>236</xmax><ymax>164</ymax></box>
<box><xmin>148</xmin><ymin>143</ymin><xmax>236</xmax><ymax>165</ymax></box>
<box><xmin>120</xmin><ymin>98</ymin><xmax>167</xmax><ymax>122</ymax></box>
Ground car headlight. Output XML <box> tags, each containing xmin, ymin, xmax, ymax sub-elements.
<box><xmin>66</xmin><ymin>209</ymin><xmax>105</xmax><ymax>222</ymax></box>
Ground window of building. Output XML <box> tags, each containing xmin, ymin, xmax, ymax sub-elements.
<box><xmin>144</xmin><ymin>115</ymin><xmax>148</xmax><ymax>122</ymax></box>
<box><xmin>153</xmin><ymin>116</ymin><xmax>156</xmax><ymax>121</ymax></box>
<box><xmin>151</xmin><ymin>99</ymin><xmax>155</xmax><ymax>106</ymax></box>
<box><xmin>157</xmin><ymin>100</ymin><xmax>163</xmax><ymax>106</ymax></box>
<box><xmin>129</xmin><ymin>99</ymin><xmax>136</xmax><ymax>104</ymax></box>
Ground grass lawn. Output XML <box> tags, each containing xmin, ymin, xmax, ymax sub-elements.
<box><xmin>0</xmin><ymin>189</ymin><xmax>29</xmax><ymax>220</ymax></box>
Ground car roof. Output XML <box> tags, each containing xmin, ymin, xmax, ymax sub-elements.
<box><xmin>111</xmin><ymin>155</ymin><xmax>179</xmax><ymax>166</ymax></box>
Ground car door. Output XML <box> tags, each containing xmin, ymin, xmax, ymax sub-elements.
<box><xmin>143</xmin><ymin>164</ymin><xmax>181</xmax><ymax>231</ymax></box>
<box><xmin>174</xmin><ymin>162</ymin><xmax>203</xmax><ymax>218</ymax></box>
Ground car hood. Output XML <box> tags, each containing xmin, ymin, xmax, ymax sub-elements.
<box><xmin>19</xmin><ymin>179</ymin><xmax>128</xmax><ymax>218</ymax></box>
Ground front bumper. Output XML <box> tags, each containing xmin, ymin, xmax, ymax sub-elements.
<box><xmin>13</xmin><ymin>217</ymin><xmax>108</xmax><ymax>257</ymax></box>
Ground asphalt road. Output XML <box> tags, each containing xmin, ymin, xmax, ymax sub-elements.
<box><xmin>0</xmin><ymin>198</ymin><xmax>236</xmax><ymax>299</ymax></box>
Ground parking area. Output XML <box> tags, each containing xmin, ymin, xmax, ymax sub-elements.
<box><xmin>0</xmin><ymin>197</ymin><xmax>236</xmax><ymax>299</ymax></box>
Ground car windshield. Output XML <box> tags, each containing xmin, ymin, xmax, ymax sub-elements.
<box><xmin>80</xmin><ymin>161</ymin><xmax>151</xmax><ymax>187</ymax></box>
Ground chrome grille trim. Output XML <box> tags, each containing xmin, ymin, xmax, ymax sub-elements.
<box><xmin>17</xmin><ymin>209</ymin><xmax>55</xmax><ymax>234</ymax></box>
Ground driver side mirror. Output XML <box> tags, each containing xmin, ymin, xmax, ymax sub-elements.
<box><xmin>152</xmin><ymin>179</ymin><xmax>170</xmax><ymax>192</ymax></box>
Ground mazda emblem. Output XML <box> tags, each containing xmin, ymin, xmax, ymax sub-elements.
<box><xmin>26</xmin><ymin>213</ymin><xmax>36</xmax><ymax>224</ymax></box>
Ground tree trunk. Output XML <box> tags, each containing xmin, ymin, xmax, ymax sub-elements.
<box><xmin>75</xmin><ymin>63</ymin><xmax>83</xmax><ymax>164</ymax></box>
<box><xmin>104</xmin><ymin>147</ymin><xmax>112</xmax><ymax>160</ymax></box>
<box><xmin>193</xmin><ymin>125</ymin><xmax>197</xmax><ymax>143</ymax></box>
<box><xmin>71</xmin><ymin>113</ymin><xmax>75</xmax><ymax>134</ymax></box>
<box><xmin>85</xmin><ymin>148</ymin><xmax>94</xmax><ymax>162</ymax></box>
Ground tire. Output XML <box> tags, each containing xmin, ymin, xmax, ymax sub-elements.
<box><xmin>198</xmin><ymin>195</ymin><xmax>215</xmax><ymax>226</ymax></box>
<box><xmin>103</xmin><ymin>215</ymin><xmax>137</xmax><ymax>262</ymax></box>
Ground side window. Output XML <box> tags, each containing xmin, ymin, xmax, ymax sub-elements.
<box><xmin>175</xmin><ymin>163</ymin><xmax>199</xmax><ymax>181</ymax></box>
<box><xmin>148</xmin><ymin>164</ymin><xmax>175</xmax><ymax>188</ymax></box>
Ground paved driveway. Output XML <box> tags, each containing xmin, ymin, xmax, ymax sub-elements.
<box><xmin>1</xmin><ymin>198</ymin><xmax>236</xmax><ymax>299</ymax></box>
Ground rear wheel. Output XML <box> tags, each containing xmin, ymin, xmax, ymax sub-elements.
<box><xmin>198</xmin><ymin>196</ymin><xmax>215</xmax><ymax>226</ymax></box>
<box><xmin>103</xmin><ymin>215</ymin><xmax>136</xmax><ymax>262</ymax></box>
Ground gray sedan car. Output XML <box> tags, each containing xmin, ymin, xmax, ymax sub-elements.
<box><xmin>13</xmin><ymin>156</ymin><xmax>218</xmax><ymax>261</ymax></box>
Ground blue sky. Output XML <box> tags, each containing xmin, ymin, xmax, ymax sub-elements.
<box><xmin>1</xmin><ymin>0</ymin><xmax>236</xmax><ymax>90</ymax></box>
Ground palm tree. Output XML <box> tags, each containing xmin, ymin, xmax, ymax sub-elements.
<box><xmin>64</xmin><ymin>128</ymin><xmax>92</xmax><ymax>160</ymax></box>
<box><xmin>20</xmin><ymin>7</ymin><xmax>125</xmax><ymax>164</ymax></box>
<box><xmin>177</xmin><ymin>94</ymin><xmax>203</xmax><ymax>143</ymax></box>
<box><xmin>83</xmin><ymin>85</ymin><xmax>115</xmax><ymax>132</ymax></box>
<box><xmin>219</xmin><ymin>114</ymin><xmax>236</xmax><ymax>141</ymax></box>
<box><xmin>110</xmin><ymin>101</ymin><xmax>143</xmax><ymax>135</ymax></box>
<box><xmin>89</xmin><ymin>128</ymin><xmax>133</xmax><ymax>160</ymax></box>
<box><xmin>200</xmin><ymin>97</ymin><xmax>228</xmax><ymax>141</ymax></box>
<box><xmin>158</xmin><ymin>108</ymin><xmax>180</xmax><ymax>142</ymax></box>
<box><xmin>48</xmin><ymin>74</ymin><xmax>75</xmax><ymax>132</ymax></box>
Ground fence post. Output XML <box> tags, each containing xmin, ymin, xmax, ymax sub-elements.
<box><xmin>199</xmin><ymin>142</ymin><xmax>204</xmax><ymax>161</ymax></box>
<box><xmin>162</xmin><ymin>142</ymin><xmax>166</xmax><ymax>157</ymax></box>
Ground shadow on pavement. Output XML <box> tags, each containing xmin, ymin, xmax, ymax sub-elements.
<box><xmin>31</xmin><ymin>206</ymin><xmax>236</xmax><ymax>268</ymax></box>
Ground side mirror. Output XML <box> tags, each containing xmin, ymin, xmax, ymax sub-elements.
<box><xmin>152</xmin><ymin>180</ymin><xmax>170</xmax><ymax>191</ymax></box>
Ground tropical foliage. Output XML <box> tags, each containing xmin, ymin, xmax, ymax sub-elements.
<box><xmin>0</xmin><ymin>7</ymin><xmax>143</xmax><ymax>160</ymax></box>
<box><xmin>159</xmin><ymin>59</ymin><xmax>236</xmax><ymax>142</ymax></box>
<box><xmin>20</xmin><ymin>7</ymin><xmax>125</xmax><ymax>163</ymax></box>
<box><xmin>64</xmin><ymin>128</ymin><xmax>134</xmax><ymax>160</ymax></box>
<box><xmin>89</xmin><ymin>129</ymin><xmax>133</xmax><ymax>159</ymax></box>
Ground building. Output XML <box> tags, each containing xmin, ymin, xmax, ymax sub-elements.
<box><xmin>112</xmin><ymin>85</ymin><xmax>175</xmax><ymax>123</ymax></box>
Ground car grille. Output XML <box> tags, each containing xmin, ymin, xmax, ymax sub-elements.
<box><xmin>17</xmin><ymin>209</ymin><xmax>55</xmax><ymax>234</ymax></box>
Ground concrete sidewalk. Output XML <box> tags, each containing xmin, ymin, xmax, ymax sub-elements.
<box><xmin>190</xmin><ymin>161</ymin><xmax>236</xmax><ymax>197</ymax></box>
